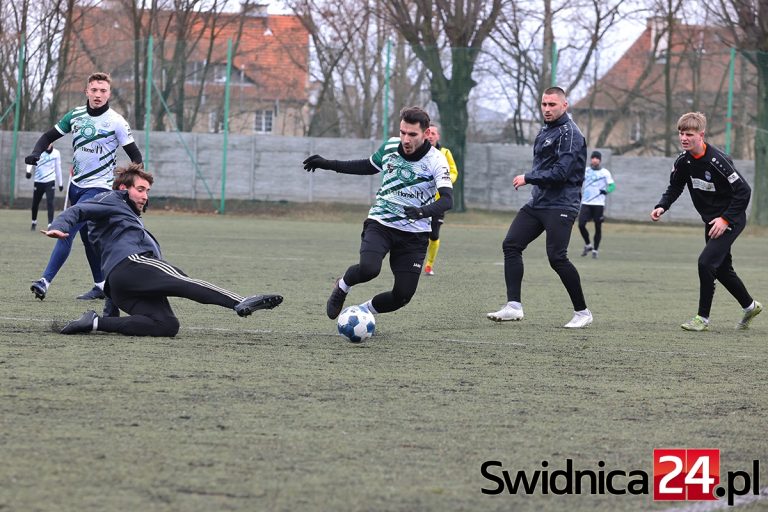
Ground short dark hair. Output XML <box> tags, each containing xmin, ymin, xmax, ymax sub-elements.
<box><xmin>400</xmin><ymin>107</ymin><xmax>430</xmax><ymax>130</ymax></box>
<box><xmin>113</xmin><ymin>163</ymin><xmax>153</xmax><ymax>190</ymax></box>
<box><xmin>543</xmin><ymin>86</ymin><xmax>567</xmax><ymax>99</ymax></box>
<box><xmin>87</xmin><ymin>72</ymin><xmax>112</xmax><ymax>86</ymax></box>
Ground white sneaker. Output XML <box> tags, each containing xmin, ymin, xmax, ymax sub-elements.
<box><xmin>487</xmin><ymin>303</ymin><xmax>524</xmax><ymax>322</ymax></box>
<box><xmin>564</xmin><ymin>309</ymin><xmax>593</xmax><ymax>328</ymax></box>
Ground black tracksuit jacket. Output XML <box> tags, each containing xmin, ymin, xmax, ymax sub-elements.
<box><xmin>655</xmin><ymin>144</ymin><xmax>751</xmax><ymax>224</ymax></box>
<box><xmin>524</xmin><ymin>113</ymin><xmax>587</xmax><ymax>214</ymax></box>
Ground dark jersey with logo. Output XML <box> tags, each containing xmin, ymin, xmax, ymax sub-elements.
<box><xmin>656</xmin><ymin>144</ymin><xmax>751</xmax><ymax>224</ymax></box>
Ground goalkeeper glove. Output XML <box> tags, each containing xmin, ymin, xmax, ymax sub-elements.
<box><xmin>303</xmin><ymin>155</ymin><xmax>332</xmax><ymax>172</ymax></box>
<box><xmin>59</xmin><ymin>186</ymin><xmax>63</xmax><ymax>192</ymax></box>
<box><xmin>403</xmin><ymin>206</ymin><xmax>425</xmax><ymax>220</ymax></box>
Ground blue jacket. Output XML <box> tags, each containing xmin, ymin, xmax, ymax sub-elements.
<box><xmin>524</xmin><ymin>113</ymin><xmax>587</xmax><ymax>213</ymax></box>
<box><xmin>49</xmin><ymin>190</ymin><xmax>162</xmax><ymax>279</ymax></box>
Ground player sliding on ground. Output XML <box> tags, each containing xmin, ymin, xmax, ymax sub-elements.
<box><xmin>651</xmin><ymin>112</ymin><xmax>761</xmax><ymax>331</ymax></box>
<box><xmin>42</xmin><ymin>164</ymin><xmax>283</xmax><ymax>336</ymax></box>
<box><xmin>303</xmin><ymin>106</ymin><xmax>453</xmax><ymax>320</ymax></box>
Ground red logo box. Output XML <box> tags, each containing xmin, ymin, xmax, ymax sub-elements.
<box><xmin>654</xmin><ymin>449</ymin><xmax>720</xmax><ymax>501</ymax></box>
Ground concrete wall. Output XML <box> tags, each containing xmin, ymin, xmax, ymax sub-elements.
<box><xmin>2</xmin><ymin>131</ymin><xmax>754</xmax><ymax>224</ymax></box>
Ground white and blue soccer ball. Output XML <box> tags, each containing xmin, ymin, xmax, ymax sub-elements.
<box><xmin>337</xmin><ymin>305</ymin><xmax>375</xmax><ymax>343</ymax></box>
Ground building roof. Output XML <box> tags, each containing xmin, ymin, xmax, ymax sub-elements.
<box><xmin>63</xmin><ymin>6</ymin><xmax>308</xmax><ymax>103</ymax></box>
<box><xmin>573</xmin><ymin>19</ymin><xmax>742</xmax><ymax>112</ymax></box>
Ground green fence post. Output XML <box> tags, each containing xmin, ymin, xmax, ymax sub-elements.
<box><xmin>725</xmin><ymin>47</ymin><xmax>735</xmax><ymax>154</ymax></box>
<box><xmin>9</xmin><ymin>33</ymin><xmax>25</xmax><ymax>206</ymax></box>
<box><xmin>219</xmin><ymin>38</ymin><xmax>233</xmax><ymax>214</ymax></box>
<box><xmin>382</xmin><ymin>38</ymin><xmax>391</xmax><ymax>141</ymax></box>
<box><xmin>145</xmin><ymin>35</ymin><xmax>153</xmax><ymax>166</ymax></box>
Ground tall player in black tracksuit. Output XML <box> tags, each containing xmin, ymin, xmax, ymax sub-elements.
<box><xmin>487</xmin><ymin>86</ymin><xmax>592</xmax><ymax>328</ymax></box>
<box><xmin>651</xmin><ymin>112</ymin><xmax>762</xmax><ymax>331</ymax></box>
<box><xmin>42</xmin><ymin>164</ymin><xmax>283</xmax><ymax>336</ymax></box>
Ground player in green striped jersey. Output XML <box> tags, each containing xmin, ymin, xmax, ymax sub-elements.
<box><xmin>26</xmin><ymin>72</ymin><xmax>142</xmax><ymax>304</ymax></box>
<box><xmin>303</xmin><ymin>107</ymin><xmax>453</xmax><ymax>320</ymax></box>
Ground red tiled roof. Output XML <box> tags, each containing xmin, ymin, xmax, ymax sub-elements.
<box><xmin>64</xmin><ymin>7</ymin><xmax>308</xmax><ymax>102</ymax></box>
<box><xmin>573</xmin><ymin>21</ymin><xmax>742</xmax><ymax>111</ymax></box>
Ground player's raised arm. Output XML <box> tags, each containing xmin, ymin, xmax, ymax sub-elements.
<box><xmin>303</xmin><ymin>155</ymin><xmax>378</xmax><ymax>175</ymax></box>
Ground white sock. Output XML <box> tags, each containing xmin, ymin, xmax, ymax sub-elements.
<box><xmin>95</xmin><ymin>281</ymin><xmax>105</xmax><ymax>290</ymax></box>
<box><xmin>575</xmin><ymin>308</ymin><xmax>591</xmax><ymax>316</ymax></box>
<box><xmin>744</xmin><ymin>301</ymin><xmax>756</xmax><ymax>312</ymax></box>
<box><xmin>93</xmin><ymin>316</ymin><xmax>99</xmax><ymax>330</ymax></box>
<box><xmin>506</xmin><ymin>301</ymin><xmax>522</xmax><ymax>310</ymax></box>
<box><xmin>362</xmin><ymin>300</ymin><xmax>377</xmax><ymax>314</ymax></box>
<box><xmin>40</xmin><ymin>277</ymin><xmax>50</xmax><ymax>286</ymax></box>
<box><xmin>338</xmin><ymin>278</ymin><xmax>351</xmax><ymax>293</ymax></box>
<box><xmin>31</xmin><ymin>220</ymin><xmax>37</xmax><ymax>225</ymax></box>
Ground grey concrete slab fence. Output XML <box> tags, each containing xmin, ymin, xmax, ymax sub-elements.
<box><xmin>2</xmin><ymin>131</ymin><xmax>754</xmax><ymax>224</ymax></box>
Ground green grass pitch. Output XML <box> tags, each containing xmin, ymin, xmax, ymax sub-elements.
<box><xmin>1</xmin><ymin>207</ymin><xmax>766</xmax><ymax>511</ymax></box>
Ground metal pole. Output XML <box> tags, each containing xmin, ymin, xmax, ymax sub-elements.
<box><xmin>725</xmin><ymin>47</ymin><xmax>736</xmax><ymax>154</ymax></box>
<box><xmin>10</xmin><ymin>33</ymin><xmax>26</xmax><ymax>206</ymax></box>
<box><xmin>145</xmin><ymin>35</ymin><xmax>153</xmax><ymax>166</ymax></box>
<box><xmin>551</xmin><ymin>41</ymin><xmax>558</xmax><ymax>86</ymax></box>
<box><xmin>382</xmin><ymin>38</ymin><xmax>392</xmax><ymax>141</ymax></box>
<box><xmin>219</xmin><ymin>38</ymin><xmax>233</xmax><ymax>214</ymax></box>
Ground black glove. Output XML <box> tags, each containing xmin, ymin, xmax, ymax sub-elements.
<box><xmin>59</xmin><ymin>186</ymin><xmax>63</xmax><ymax>192</ymax></box>
<box><xmin>25</xmin><ymin>154</ymin><xmax>39</xmax><ymax>165</ymax></box>
<box><xmin>599</xmin><ymin>189</ymin><xmax>607</xmax><ymax>195</ymax></box>
<box><xmin>25</xmin><ymin>171</ymin><xmax>32</xmax><ymax>179</ymax></box>
<box><xmin>403</xmin><ymin>206</ymin><xmax>425</xmax><ymax>220</ymax></box>
<box><xmin>303</xmin><ymin>155</ymin><xmax>332</xmax><ymax>172</ymax></box>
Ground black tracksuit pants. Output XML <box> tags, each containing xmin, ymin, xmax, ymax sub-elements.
<box><xmin>98</xmin><ymin>254</ymin><xmax>245</xmax><ymax>337</ymax></box>
<box><xmin>32</xmin><ymin>181</ymin><xmax>55</xmax><ymax>225</ymax></box>
<box><xmin>697</xmin><ymin>214</ymin><xmax>753</xmax><ymax>318</ymax></box>
<box><xmin>502</xmin><ymin>205</ymin><xmax>587</xmax><ymax>311</ymax></box>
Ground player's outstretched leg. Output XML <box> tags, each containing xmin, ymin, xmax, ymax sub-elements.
<box><xmin>235</xmin><ymin>294</ymin><xmax>283</xmax><ymax>317</ymax></box>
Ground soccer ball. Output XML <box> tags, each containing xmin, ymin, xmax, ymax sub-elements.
<box><xmin>337</xmin><ymin>305</ymin><xmax>376</xmax><ymax>343</ymax></box>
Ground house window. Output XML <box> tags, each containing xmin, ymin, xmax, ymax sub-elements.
<box><xmin>187</xmin><ymin>61</ymin><xmax>205</xmax><ymax>83</ymax></box>
<box><xmin>213</xmin><ymin>64</ymin><xmax>229</xmax><ymax>83</ymax></box>
<box><xmin>208</xmin><ymin>111</ymin><xmax>220</xmax><ymax>133</ymax></box>
<box><xmin>255</xmin><ymin>110</ymin><xmax>273</xmax><ymax>133</ymax></box>
<box><xmin>629</xmin><ymin>116</ymin><xmax>644</xmax><ymax>143</ymax></box>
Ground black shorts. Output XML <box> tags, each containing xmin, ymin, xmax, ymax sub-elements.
<box><xmin>579</xmin><ymin>204</ymin><xmax>605</xmax><ymax>223</ymax></box>
<box><xmin>359</xmin><ymin>218</ymin><xmax>430</xmax><ymax>274</ymax></box>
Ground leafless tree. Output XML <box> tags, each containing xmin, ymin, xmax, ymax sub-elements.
<box><xmin>385</xmin><ymin>0</ymin><xmax>504</xmax><ymax>211</ymax></box>
<box><xmin>288</xmin><ymin>0</ymin><xmax>424</xmax><ymax>139</ymax></box>
<box><xmin>0</xmin><ymin>0</ymin><xmax>86</xmax><ymax>130</ymax></box>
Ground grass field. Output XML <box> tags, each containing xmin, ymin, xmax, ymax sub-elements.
<box><xmin>1</xmin><ymin>206</ymin><xmax>766</xmax><ymax>512</ymax></box>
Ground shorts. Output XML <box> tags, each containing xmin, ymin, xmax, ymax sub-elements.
<box><xmin>579</xmin><ymin>204</ymin><xmax>605</xmax><ymax>223</ymax></box>
<box><xmin>359</xmin><ymin>218</ymin><xmax>429</xmax><ymax>274</ymax></box>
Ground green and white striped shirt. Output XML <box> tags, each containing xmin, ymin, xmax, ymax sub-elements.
<box><xmin>56</xmin><ymin>106</ymin><xmax>134</xmax><ymax>189</ymax></box>
<box><xmin>368</xmin><ymin>137</ymin><xmax>452</xmax><ymax>233</ymax></box>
